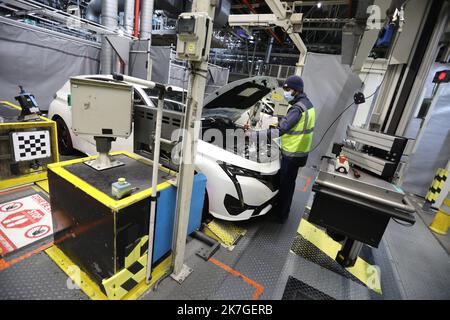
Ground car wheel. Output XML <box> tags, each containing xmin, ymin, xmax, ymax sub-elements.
<box><xmin>55</xmin><ymin>117</ymin><xmax>74</xmax><ymax>155</ymax></box>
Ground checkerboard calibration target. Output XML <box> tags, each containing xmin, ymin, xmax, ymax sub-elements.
<box><xmin>11</xmin><ymin>130</ymin><xmax>52</xmax><ymax>162</ymax></box>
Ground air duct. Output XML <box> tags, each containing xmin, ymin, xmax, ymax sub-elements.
<box><xmin>139</xmin><ymin>0</ymin><xmax>154</xmax><ymax>40</ymax></box>
<box><xmin>85</xmin><ymin>0</ymin><xmax>126</xmax><ymax>24</ymax></box>
<box><xmin>100</xmin><ymin>0</ymin><xmax>118</xmax><ymax>74</ymax></box>
<box><xmin>123</xmin><ymin>0</ymin><xmax>135</xmax><ymax>35</ymax></box>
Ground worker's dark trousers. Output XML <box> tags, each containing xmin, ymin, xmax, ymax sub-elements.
<box><xmin>276</xmin><ymin>154</ymin><xmax>308</xmax><ymax>222</ymax></box>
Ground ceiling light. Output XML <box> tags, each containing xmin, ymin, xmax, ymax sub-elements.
<box><xmin>317</xmin><ymin>2</ymin><xmax>322</xmax><ymax>8</ymax></box>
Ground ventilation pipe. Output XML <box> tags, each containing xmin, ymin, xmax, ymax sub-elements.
<box><xmin>86</xmin><ymin>0</ymin><xmax>132</xmax><ymax>32</ymax></box>
<box><xmin>139</xmin><ymin>0</ymin><xmax>154</xmax><ymax>80</ymax></box>
<box><xmin>134</xmin><ymin>0</ymin><xmax>140</xmax><ymax>37</ymax></box>
<box><xmin>123</xmin><ymin>0</ymin><xmax>135</xmax><ymax>35</ymax></box>
<box><xmin>86</xmin><ymin>0</ymin><xmax>126</xmax><ymax>23</ymax></box>
<box><xmin>100</xmin><ymin>0</ymin><xmax>118</xmax><ymax>74</ymax></box>
<box><xmin>139</xmin><ymin>0</ymin><xmax>154</xmax><ymax>40</ymax></box>
<box><xmin>265</xmin><ymin>37</ymin><xmax>274</xmax><ymax>64</ymax></box>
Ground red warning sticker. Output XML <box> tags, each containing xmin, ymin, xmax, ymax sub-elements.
<box><xmin>0</xmin><ymin>202</ymin><xmax>23</xmax><ymax>213</ymax></box>
<box><xmin>1</xmin><ymin>209</ymin><xmax>45</xmax><ymax>229</ymax></box>
<box><xmin>25</xmin><ymin>225</ymin><xmax>51</xmax><ymax>239</ymax></box>
<box><xmin>0</xmin><ymin>194</ymin><xmax>53</xmax><ymax>255</ymax></box>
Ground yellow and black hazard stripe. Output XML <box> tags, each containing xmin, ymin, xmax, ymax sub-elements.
<box><xmin>46</xmin><ymin>239</ymin><xmax>172</xmax><ymax>300</ymax></box>
<box><xmin>102</xmin><ymin>236</ymin><xmax>149</xmax><ymax>300</ymax></box>
<box><xmin>425</xmin><ymin>168</ymin><xmax>448</xmax><ymax>204</ymax></box>
<box><xmin>429</xmin><ymin>193</ymin><xmax>450</xmax><ymax>235</ymax></box>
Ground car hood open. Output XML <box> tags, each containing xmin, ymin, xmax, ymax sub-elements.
<box><xmin>203</xmin><ymin>76</ymin><xmax>279</xmax><ymax>111</ymax></box>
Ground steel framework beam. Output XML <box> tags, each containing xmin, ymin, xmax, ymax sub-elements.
<box><xmin>229</xmin><ymin>0</ymin><xmax>308</xmax><ymax>75</ymax></box>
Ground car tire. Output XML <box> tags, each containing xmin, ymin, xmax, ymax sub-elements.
<box><xmin>54</xmin><ymin>117</ymin><xmax>74</xmax><ymax>155</ymax></box>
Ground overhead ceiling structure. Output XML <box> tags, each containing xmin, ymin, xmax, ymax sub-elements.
<box><xmin>227</xmin><ymin>0</ymin><xmax>356</xmax><ymax>55</ymax></box>
<box><xmin>0</xmin><ymin>0</ymin><xmax>363</xmax><ymax>54</ymax></box>
<box><xmin>3</xmin><ymin>0</ymin><xmax>429</xmax><ymax>73</ymax></box>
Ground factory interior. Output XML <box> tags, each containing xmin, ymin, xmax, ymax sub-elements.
<box><xmin>0</xmin><ymin>0</ymin><xmax>450</xmax><ymax>305</ymax></box>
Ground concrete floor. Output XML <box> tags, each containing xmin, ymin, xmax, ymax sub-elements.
<box><xmin>408</xmin><ymin>195</ymin><xmax>450</xmax><ymax>254</ymax></box>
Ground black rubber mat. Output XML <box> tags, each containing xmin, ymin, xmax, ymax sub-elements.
<box><xmin>64</xmin><ymin>154</ymin><xmax>171</xmax><ymax>198</ymax></box>
<box><xmin>282</xmin><ymin>276</ymin><xmax>335</xmax><ymax>300</ymax></box>
<box><xmin>290</xmin><ymin>234</ymin><xmax>366</xmax><ymax>287</ymax></box>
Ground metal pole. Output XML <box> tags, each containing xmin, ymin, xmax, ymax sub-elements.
<box><xmin>140</xmin><ymin>0</ymin><xmax>154</xmax><ymax>80</ymax></box>
<box><xmin>264</xmin><ymin>36</ymin><xmax>274</xmax><ymax>64</ymax></box>
<box><xmin>134</xmin><ymin>0</ymin><xmax>140</xmax><ymax>38</ymax></box>
<box><xmin>246</xmin><ymin>38</ymin><xmax>251</xmax><ymax>75</ymax></box>
<box><xmin>145</xmin><ymin>88</ymin><xmax>165</xmax><ymax>283</ymax></box>
<box><xmin>170</xmin><ymin>0</ymin><xmax>216</xmax><ymax>282</ymax></box>
<box><xmin>110</xmin><ymin>73</ymin><xmax>163</xmax><ymax>283</ymax></box>
<box><xmin>249</xmin><ymin>39</ymin><xmax>257</xmax><ymax>77</ymax></box>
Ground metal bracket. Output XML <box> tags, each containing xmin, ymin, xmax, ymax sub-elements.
<box><xmin>170</xmin><ymin>264</ymin><xmax>193</xmax><ymax>284</ymax></box>
<box><xmin>196</xmin><ymin>244</ymin><xmax>220</xmax><ymax>260</ymax></box>
<box><xmin>84</xmin><ymin>155</ymin><xmax>124</xmax><ymax>171</ymax></box>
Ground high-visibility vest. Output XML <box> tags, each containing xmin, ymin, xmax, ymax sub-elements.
<box><xmin>280</xmin><ymin>102</ymin><xmax>315</xmax><ymax>157</ymax></box>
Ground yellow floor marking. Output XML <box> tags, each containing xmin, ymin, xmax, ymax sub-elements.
<box><xmin>35</xmin><ymin>179</ymin><xmax>49</xmax><ymax>193</ymax></box>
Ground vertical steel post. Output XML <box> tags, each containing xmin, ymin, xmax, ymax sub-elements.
<box><xmin>170</xmin><ymin>0</ymin><xmax>216</xmax><ymax>281</ymax></box>
<box><xmin>145</xmin><ymin>87</ymin><xmax>165</xmax><ymax>283</ymax></box>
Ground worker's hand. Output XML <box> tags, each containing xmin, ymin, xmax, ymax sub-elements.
<box><xmin>243</xmin><ymin>123</ymin><xmax>249</xmax><ymax>131</ymax></box>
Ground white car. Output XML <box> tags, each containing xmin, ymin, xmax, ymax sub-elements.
<box><xmin>48</xmin><ymin>75</ymin><xmax>281</xmax><ymax>221</ymax></box>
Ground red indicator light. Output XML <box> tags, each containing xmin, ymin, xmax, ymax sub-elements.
<box><xmin>438</xmin><ymin>72</ymin><xmax>446</xmax><ymax>82</ymax></box>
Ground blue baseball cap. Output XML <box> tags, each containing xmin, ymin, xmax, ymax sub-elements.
<box><xmin>283</xmin><ymin>75</ymin><xmax>304</xmax><ymax>92</ymax></box>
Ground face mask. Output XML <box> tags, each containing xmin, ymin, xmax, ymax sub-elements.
<box><xmin>284</xmin><ymin>91</ymin><xmax>294</xmax><ymax>102</ymax></box>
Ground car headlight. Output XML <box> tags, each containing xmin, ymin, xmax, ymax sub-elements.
<box><xmin>218</xmin><ymin>162</ymin><xmax>279</xmax><ymax>193</ymax></box>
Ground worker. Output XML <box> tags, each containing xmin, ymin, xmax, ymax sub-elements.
<box><xmin>274</xmin><ymin>75</ymin><xmax>315</xmax><ymax>223</ymax></box>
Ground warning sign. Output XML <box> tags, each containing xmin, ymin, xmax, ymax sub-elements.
<box><xmin>0</xmin><ymin>194</ymin><xmax>53</xmax><ymax>255</ymax></box>
<box><xmin>25</xmin><ymin>225</ymin><xmax>51</xmax><ymax>239</ymax></box>
<box><xmin>1</xmin><ymin>209</ymin><xmax>45</xmax><ymax>229</ymax></box>
<box><xmin>0</xmin><ymin>202</ymin><xmax>23</xmax><ymax>212</ymax></box>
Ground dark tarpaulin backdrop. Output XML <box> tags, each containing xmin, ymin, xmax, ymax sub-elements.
<box><xmin>0</xmin><ymin>19</ymin><xmax>100</xmax><ymax>110</ymax></box>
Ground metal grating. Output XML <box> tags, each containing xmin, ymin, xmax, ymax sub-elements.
<box><xmin>290</xmin><ymin>234</ymin><xmax>366</xmax><ymax>287</ymax></box>
<box><xmin>282</xmin><ymin>276</ymin><xmax>335</xmax><ymax>300</ymax></box>
<box><xmin>0</xmin><ymin>251</ymin><xmax>88</xmax><ymax>300</ymax></box>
